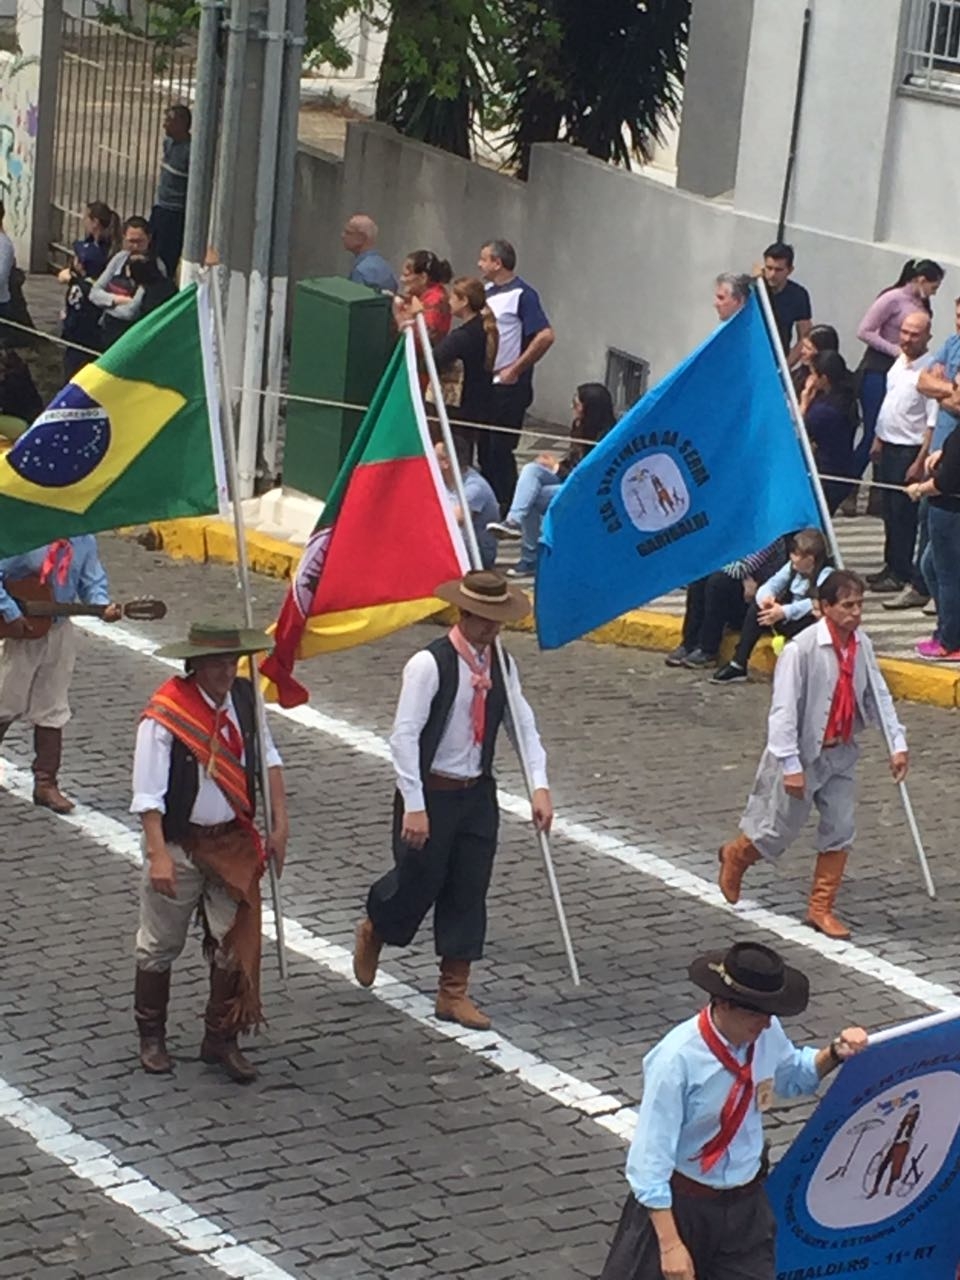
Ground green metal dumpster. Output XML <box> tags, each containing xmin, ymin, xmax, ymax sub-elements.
<box><xmin>282</xmin><ymin>277</ymin><xmax>393</xmax><ymax>500</ymax></box>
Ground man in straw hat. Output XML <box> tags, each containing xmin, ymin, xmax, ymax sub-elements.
<box><xmin>131</xmin><ymin>622</ymin><xmax>289</xmax><ymax>1083</ymax></box>
<box><xmin>717</xmin><ymin>570</ymin><xmax>908</xmax><ymax>940</ymax></box>
<box><xmin>600</xmin><ymin>941</ymin><xmax>868</xmax><ymax>1280</ymax></box>
<box><xmin>352</xmin><ymin>569</ymin><xmax>552</xmax><ymax>1029</ymax></box>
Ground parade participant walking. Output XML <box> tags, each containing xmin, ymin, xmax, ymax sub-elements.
<box><xmin>0</xmin><ymin>536</ymin><xmax>121</xmax><ymax>812</ymax></box>
<box><xmin>131</xmin><ymin>622</ymin><xmax>289</xmax><ymax>1083</ymax></box>
<box><xmin>352</xmin><ymin>570</ymin><xmax>552</xmax><ymax>1029</ymax></box>
<box><xmin>718</xmin><ymin>571</ymin><xmax>908</xmax><ymax>939</ymax></box>
<box><xmin>600</xmin><ymin>941</ymin><xmax>868</xmax><ymax>1280</ymax></box>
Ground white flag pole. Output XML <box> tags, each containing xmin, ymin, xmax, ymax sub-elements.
<box><xmin>204</xmin><ymin>271</ymin><xmax>291</xmax><ymax>977</ymax></box>
<box><xmin>414</xmin><ymin>311</ymin><xmax>581</xmax><ymax>986</ymax></box>
<box><xmin>755</xmin><ymin>277</ymin><xmax>936</xmax><ymax>900</ymax></box>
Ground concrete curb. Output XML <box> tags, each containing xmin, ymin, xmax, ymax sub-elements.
<box><xmin>145</xmin><ymin>517</ymin><xmax>960</xmax><ymax>711</ymax></box>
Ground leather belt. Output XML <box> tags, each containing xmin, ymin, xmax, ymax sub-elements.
<box><xmin>186</xmin><ymin>819</ymin><xmax>240</xmax><ymax>838</ymax></box>
<box><xmin>670</xmin><ymin>1169</ymin><xmax>764</xmax><ymax>1203</ymax></box>
<box><xmin>822</xmin><ymin>738</ymin><xmax>843</xmax><ymax>749</ymax></box>
<box><xmin>425</xmin><ymin>772</ymin><xmax>482</xmax><ymax>792</ymax></box>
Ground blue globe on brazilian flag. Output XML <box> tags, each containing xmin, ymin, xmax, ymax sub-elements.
<box><xmin>0</xmin><ymin>284</ymin><xmax>225</xmax><ymax>557</ymax></box>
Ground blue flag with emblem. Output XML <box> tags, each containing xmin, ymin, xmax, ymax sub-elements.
<box><xmin>534</xmin><ymin>294</ymin><xmax>822</xmax><ymax>649</ymax></box>
<box><xmin>767</xmin><ymin>1010</ymin><xmax>960</xmax><ymax>1278</ymax></box>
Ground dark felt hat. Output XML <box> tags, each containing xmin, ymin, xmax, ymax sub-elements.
<box><xmin>689</xmin><ymin>942</ymin><xmax>810</xmax><ymax>1017</ymax></box>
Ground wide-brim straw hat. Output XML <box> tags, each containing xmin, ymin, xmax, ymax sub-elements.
<box><xmin>688</xmin><ymin>941</ymin><xmax>810</xmax><ymax>1017</ymax></box>
<box><xmin>155</xmin><ymin>620</ymin><xmax>274</xmax><ymax>660</ymax></box>
<box><xmin>434</xmin><ymin>570</ymin><xmax>531</xmax><ymax>623</ymax></box>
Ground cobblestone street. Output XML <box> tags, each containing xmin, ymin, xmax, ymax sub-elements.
<box><xmin>1</xmin><ymin>536</ymin><xmax>958</xmax><ymax>1279</ymax></box>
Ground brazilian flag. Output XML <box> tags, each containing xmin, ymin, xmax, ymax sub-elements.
<box><xmin>0</xmin><ymin>284</ymin><xmax>224</xmax><ymax>557</ymax></box>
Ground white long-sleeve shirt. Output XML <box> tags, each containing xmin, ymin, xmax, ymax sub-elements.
<box><xmin>390</xmin><ymin>646</ymin><xmax>549</xmax><ymax>812</ymax></box>
<box><xmin>131</xmin><ymin>686</ymin><xmax>281</xmax><ymax>826</ymax></box>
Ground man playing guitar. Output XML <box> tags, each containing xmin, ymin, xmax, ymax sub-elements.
<box><xmin>0</xmin><ymin>535</ymin><xmax>121</xmax><ymax>812</ymax></box>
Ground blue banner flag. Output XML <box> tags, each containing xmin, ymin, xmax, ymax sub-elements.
<box><xmin>535</xmin><ymin>294</ymin><xmax>822</xmax><ymax>648</ymax></box>
<box><xmin>768</xmin><ymin>1010</ymin><xmax>960</xmax><ymax>1279</ymax></box>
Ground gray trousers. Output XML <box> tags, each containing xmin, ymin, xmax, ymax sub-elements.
<box><xmin>135</xmin><ymin>841</ymin><xmax>237</xmax><ymax>972</ymax></box>
<box><xmin>740</xmin><ymin>743</ymin><xmax>858</xmax><ymax>859</ymax></box>
<box><xmin>599</xmin><ymin>1185</ymin><xmax>776</xmax><ymax>1280</ymax></box>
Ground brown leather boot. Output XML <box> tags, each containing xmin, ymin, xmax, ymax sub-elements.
<box><xmin>352</xmin><ymin>917</ymin><xmax>383</xmax><ymax>988</ymax></box>
<box><xmin>435</xmin><ymin>958</ymin><xmax>491</xmax><ymax>1030</ymax></box>
<box><xmin>806</xmin><ymin>851</ymin><xmax>851</xmax><ymax>939</ymax></box>
<box><xmin>199</xmin><ymin>967</ymin><xmax>258</xmax><ymax>1083</ymax></box>
<box><xmin>32</xmin><ymin>726</ymin><xmax>74</xmax><ymax>813</ymax></box>
<box><xmin>134</xmin><ymin>968</ymin><xmax>174</xmax><ymax>1074</ymax></box>
<box><xmin>718</xmin><ymin>834</ymin><xmax>761</xmax><ymax>904</ymax></box>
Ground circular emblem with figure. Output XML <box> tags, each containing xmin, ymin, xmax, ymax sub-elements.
<box><xmin>805</xmin><ymin>1072</ymin><xmax>960</xmax><ymax>1229</ymax></box>
<box><xmin>8</xmin><ymin>384</ymin><xmax>110</xmax><ymax>488</ymax></box>
<box><xmin>621</xmin><ymin>454</ymin><xmax>691</xmax><ymax>533</ymax></box>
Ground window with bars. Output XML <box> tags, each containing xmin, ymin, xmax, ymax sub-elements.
<box><xmin>901</xmin><ymin>0</ymin><xmax>960</xmax><ymax>98</ymax></box>
<box><xmin>605</xmin><ymin>348</ymin><xmax>649</xmax><ymax>418</ymax></box>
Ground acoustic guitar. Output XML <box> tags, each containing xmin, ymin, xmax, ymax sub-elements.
<box><xmin>0</xmin><ymin>574</ymin><xmax>166</xmax><ymax>640</ymax></box>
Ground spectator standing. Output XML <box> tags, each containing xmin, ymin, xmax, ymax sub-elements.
<box><xmin>435</xmin><ymin>437</ymin><xmax>500</xmax><ymax>570</ymax></box>
<box><xmin>397</xmin><ymin>250</ymin><xmax>452</xmax><ymax>347</ymax></box>
<box><xmin>761</xmin><ymin>242</ymin><xmax>812</xmax><ymax>365</ymax></box>
<box><xmin>59</xmin><ymin>208</ymin><xmax>119</xmax><ymax>378</ymax></box>
<box><xmin>488</xmin><ymin>383</ymin><xmax>615</xmax><ymax>579</ymax></box>
<box><xmin>712</xmin><ymin>529</ymin><xmax>831</xmax><ymax>685</ymax></box>
<box><xmin>799</xmin><ymin>350</ymin><xmax>858</xmax><ymax>514</ymax></box>
<box><xmin>431</xmin><ymin>276</ymin><xmax>499</xmax><ymax>436</ymax></box>
<box><xmin>713</xmin><ymin>272</ymin><xmax>751</xmax><ymax>322</ymax></box>
<box><xmin>342</xmin><ymin>214</ymin><xmax>398</xmax><ymax>294</ymax></box>
<box><xmin>910</xmin><ymin>424</ymin><xmax>960</xmax><ymax>661</ymax></box>
<box><xmin>918</xmin><ymin>293</ymin><xmax>960</xmax><ymax>452</ymax></box>
<box><xmin>150</xmin><ymin>105</ymin><xmax>191</xmax><ymax>277</ymax></box>
<box><xmin>866</xmin><ymin>312</ymin><xmax>937</xmax><ymax>600</ymax></box>
<box><xmin>853</xmin><ymin>258</ymin><xmax>943</xmax><ymax>481</ymax></box>
<box><xmin>477</xmin><ymin>239</ymin><xmax>555</xmax><ymax>507</ymax></box>
<box><xmin>0</xmin><ymin>201</ymin><xmax>16</xmax><ymax>331</ymax></box>
<box><xmin>89</xmin><ymin>217</ymin><xmax>166</xmax><ymax>348</ymax></box>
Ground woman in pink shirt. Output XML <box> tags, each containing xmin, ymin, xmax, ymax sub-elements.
<box><xmin>853</xmin><ymin>258</ymin><xmax>943</xmax><ymax>477</ymax></box>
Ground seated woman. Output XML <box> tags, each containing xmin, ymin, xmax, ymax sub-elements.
<box><xmin>488</xmin><ymin>382</ymin><xmax>616</xmax><ymax>577</ymax></box>
<box><xmin>665</xmin><ymin>539</ymin><xmax>787</xmax><ymax>670</ymax></box>
<box><xmin>712</xmin><ymin>528</ymin><xmax>832</xmax><ymax>685</ymax></box>
<box><xmin>801</xmin><ymin>350</ymin><xmax>858</xmax><ymax>514</ymax></box>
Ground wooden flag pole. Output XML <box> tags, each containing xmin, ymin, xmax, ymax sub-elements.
<box><xmin>413</xmin><ymin>313</ymin><xmax>581</xmax><ymax>986</ymax></box>
<box><xmin>205</xmin><ymin>271</ymin><xmax>291</xmax><ymax>976</ymax></box>
<box><xmin>755</xmin><ymin>277</ymin><xmax>936</xmax><ymax>900</ymax></box>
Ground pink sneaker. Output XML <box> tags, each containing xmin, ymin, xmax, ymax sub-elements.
<box><xmin>940</xmin><ymin>649</ymin><xmax>960</xmax><ymax>662</ymax></box>
<box><xmin>916</xmin><ymin>638</ymin><xmax>947</xmax><ymax>659</ymax></box>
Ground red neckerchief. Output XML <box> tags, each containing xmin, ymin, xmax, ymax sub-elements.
<box><xmin>40</xmin><ymin>540</ymin><xmax>73</xmax><ymax>587</ymax></box>
<box><xmin>696</xmin><ymin>1006</ymin><xmax>756</xmax><ymax>1173</ymax></box>
<box><xmin>824</xmin><ymin>618</ymin><xmax>858</xmax><ymax>744</ymax></box>
<box><xmin>448</xmin><ymin>626</ymin><xmax>492</xmax><ymax>745</ymax></box>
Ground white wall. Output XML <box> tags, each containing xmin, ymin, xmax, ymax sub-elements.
<box><xmin>880</xmin><ymin>93</ymin><xmax>960</xmax><ymax>257</ymax></box>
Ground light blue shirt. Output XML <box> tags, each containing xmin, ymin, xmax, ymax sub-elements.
<box><xmin>625</xmin><ymin>1011</ymin><xmax>820</xmax><ymax>1208</ymax></box>
<box><xmin>929</xmin><ymin>333</ymin><xmax>960</xmax><ymax>449</ymax></box>
<box><xmin>461</xmin><ymin>468</ymin><xmax>499</xmax><ymax>569</ymax></box>
<box><xmin>348</xmin><ymin>250</ymin><xmax>398</xmax><ymax>294</ymax></box>
<box><xmin>757</xmin><ymin>562</ymin><xmax>832</xmax><ymax>623</ymax></box>
<box><xmin>0</xmin><ymin>535</ymin><xmax>110</xmax><ymax>623</ymax></box>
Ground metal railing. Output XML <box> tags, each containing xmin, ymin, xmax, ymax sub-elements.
<box><xmin>901</xmin><ymin>0</ymin><xmax>960</xmax><ymax>96</ymax></box>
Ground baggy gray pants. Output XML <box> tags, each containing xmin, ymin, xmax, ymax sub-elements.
<box><xmin>740</xmin><ymin>743</ymin><xmax>858</xmax><ymax>859</ymax></box>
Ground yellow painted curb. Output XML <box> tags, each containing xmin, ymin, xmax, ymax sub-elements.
<box><xmin>143</xmin><ymin>517</ymin><xmax>960</xmax><ymax>711</ymax></box>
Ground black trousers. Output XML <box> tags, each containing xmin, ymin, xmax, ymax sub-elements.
<box><xmin>732</xmin><ymin>601</ymin><xmax>814</xmax><ymax>669</ymax></box>
<box><xmin>150</xmin><ymin>204</ymin><xmax>186</xmax><ymax>278</ymax></box>
<box><xmin>479</xmin><ymin>382</ymin><xmax>533</xmax><ymax>508</ymax></box>
<box><xmin>877</xmin><ymin>442</ymin><xmax>922</xmax><ymax>584</ymax></box>
<box><xmin>366</xmin><ymin>780</ymin><xmax>499</xmax><ymax>959</ymax></box>
<box><xmin>682</xmin><ymin>573</ymin><xmax>747</xmax><ymax>657</ymax></box>
<box><xmin>599</xmin><ymin>1186</ymin><xmax>776</xmax><ymax>1280</ymax></box>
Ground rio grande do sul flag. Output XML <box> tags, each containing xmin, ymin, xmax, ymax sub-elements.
<box><xmin>260</xmin><ymin>329</ymin><xmax>469</xmax><ymax>707</ymax></box>
<box><xmin>0</xmin><ymin>282</ymin><xmax>226</xmax><ymax>556</ymax></box>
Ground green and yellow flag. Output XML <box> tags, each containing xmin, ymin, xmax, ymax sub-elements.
<box><xmin>0</xmin><ymin>283</ymin><xmax>225</xmax><ymax>556</ymax></box>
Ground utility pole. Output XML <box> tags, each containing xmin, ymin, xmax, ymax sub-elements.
<box><xmin>181</xmin><ymin>0</ymin><xmax>223</xmax><ymax>284</ymax></box>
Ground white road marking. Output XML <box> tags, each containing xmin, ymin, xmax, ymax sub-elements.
<box><xmin>1</xmin><ymin>759</ymin><xmax>638</xmax><ymax>1144</ymax></box>
<box><xmin>74</xmin><ymin>619</ymin><xmax>960</xmax><ymax>1016</ymax></box>
<box><xmin>0</xmin><ymin>1078</ymin><xmax>301</xmax><ymax>1279</ymax></box>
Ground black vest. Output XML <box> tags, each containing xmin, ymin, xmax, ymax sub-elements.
<box><xmin>161</xmin><ymin>677</ymin><xmax>259</xmax><ymax>843</ymax></box>
<box><xmin>417</xmin><ymin>636</ymin><xmax>509</xmax><ymax>782</ymax></box>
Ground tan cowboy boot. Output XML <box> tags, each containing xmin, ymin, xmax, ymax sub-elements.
<box><xmin>718</xmin><ymin>834</ymin><xmax>761</xmax><ymax>904</ymax></box>
<box><xmin>352</xmin><ymin>917</ymin><xmax>383</xmax><ymax>988</ymax></box>
<box><xmin>435</xmin><ymin>958</ymin><xmax>491</xmax><ymax>1030</ymax></box>
<box><xmin>134</xmin><ymin>968</ymin><xmax>174</xmax><ymax>1074</ymax></box>
<box><xmin>199</xmin><ymin>967</ymin><xmax>258</xmax><ymax>1083</ymax></box>
<box><xmin>805</xmin><ymin>851</ymin><xmax>851</xmax><ymax>939</ymax></box>
<box><xmin>32</xmin><ymin>726</ymin><xmax>75</xmax><ymax>813</ymax></box>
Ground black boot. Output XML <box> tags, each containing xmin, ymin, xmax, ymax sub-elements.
<box><xmin>199</xmin><ymin>967</ymin><xmax>258</xmax><ymax>1083</ymax></box>
<box><xmin>134</xmin><ymin>968</ymin><xmax>174</xmax><ymax>1073</ymax></box>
